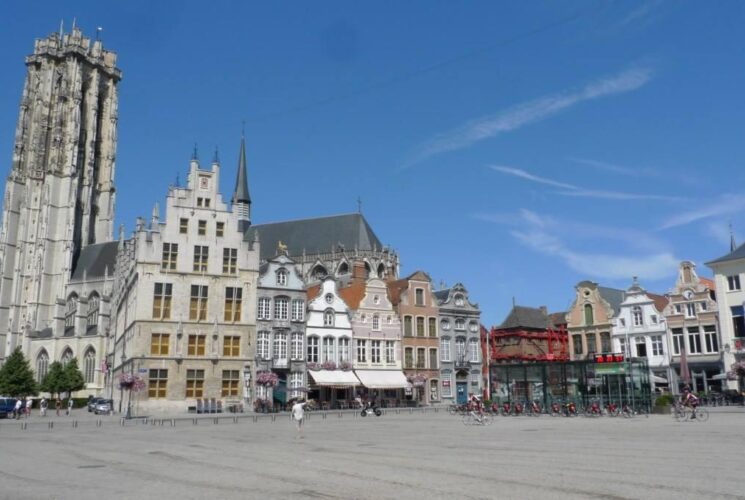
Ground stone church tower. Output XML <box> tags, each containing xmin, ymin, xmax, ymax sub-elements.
<box><xmin>0</xmin><ymin>27</ymin><xmax>121</xmax><ymax>362</ymax></box>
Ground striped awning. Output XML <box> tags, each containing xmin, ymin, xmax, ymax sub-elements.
<box><xmin>309</xmin><ymin>370</ymin><xmax>361</xmax><ymax>387</ymax></box>
<box><xmin>354</xmin><ymin>370</ymin><xmax>411</xmax><ymax>389</ymax></box>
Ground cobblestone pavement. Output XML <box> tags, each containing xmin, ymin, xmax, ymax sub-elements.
<box><xmin>0</xmin><ymin>407</ymin><xmax>743</xmax><ymax>500</ymax></box>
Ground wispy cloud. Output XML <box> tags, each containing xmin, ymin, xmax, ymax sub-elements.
<box><xmin>569</xmin><ymin>157</ymin><xmax>660</xmax><ymax>178</ymax></box>
<box><xmin>402</xmin><ymin>66</ymin><xmax>654</xmax><ymax>167</ymax></box>
<box><xmin>659</xmin><ymin>194</ymin><xmax>745</xmax><ymax>230</ymax></box>
<box><xmin>490</xmin><ymin>164</ymin><xmax>680</xmax><ymax>202</ymax></box>
<box><xmin>619</xmin><ymin>0</ymin><xmax>664</xmax><ymax>27</ymax></box>
<box><xmin>475</xmin><ymin>209</ymin><xmax>678</xmax><ymax>280</ymax></box>
<box><xmin>704</xmin><ymin>221</ymin><xmax>737</xmax><ymax>249</ymax></box>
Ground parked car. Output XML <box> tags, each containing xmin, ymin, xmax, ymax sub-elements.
<box><xmin>87</xmin><ymin>397</ymin><xmax>105</xmax><ymax>412</ymax></box>
<box><xmin>0</xmin><ymin>397</ymin><xmax>18</xmax><ymax>418</ymax></box>
<box><xmin>93</xmin><ymin>399</ymin><xmax>113</xmax><ymax>415</ymax></box>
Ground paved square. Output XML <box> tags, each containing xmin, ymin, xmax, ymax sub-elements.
<box><xmin>0</xmin><ymin>408</ymin><xmax>742</xmax><ymax>499</ymax></box>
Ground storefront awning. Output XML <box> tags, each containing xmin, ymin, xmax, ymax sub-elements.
<box><xmin>711</xmin><ymin>373</ymin><xmax>729</xmax><ymax>381</ymax></box>
<box><xmin>309</xmin><ymin>370</ymin><xmax>361</xmax><ymax>387</ymax></box>
<box><xmin>355</xmin><ymin>370</ymin><xmax>411</xmax><ymax>389</ymax></box>
<box><xmin>651</xmin><ymin>375</ymin><xmax>668</xmax><ymax>384</ymax></box>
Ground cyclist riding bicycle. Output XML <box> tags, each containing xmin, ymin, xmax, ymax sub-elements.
<box><xmin>681</xmin><ymin>386</ymin><xmax>699</xmax><ymax>419</ymax></box>
<box><xmin>468</xmin><ymin>393</ymin><xmax>483</xmax><ymax>422</ymax></box>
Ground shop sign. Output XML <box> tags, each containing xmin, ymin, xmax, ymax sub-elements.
<box><xmin>595</xmin><ymin>363</ymin><xmax>626</xmax><ymax>375</ymax></box>
<box><xmin>442</xmin><ymin>380</ymin><xmax>450</xmax><ymax>386</ymax></box>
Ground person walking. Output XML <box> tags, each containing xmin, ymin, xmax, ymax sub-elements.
<box><xmin>55</xmin><ymin>398</ymin><xmax>61</xmax><ymax>416</ymax></box>
<box><xmin>40</xmin><ymin>397</ymin><xmax>48</xmax><ymax>417</ymax></box>
<box><xmin>14</xmin><ymin>398</ymin><xmax>22</xmax><ymax>420</ymax></box>
<box><xmin>25</xmin><ymin>398</ymin><xmax>32</xmax><ymax>418</ymax></box>
<box><xmin>66</xmin><ymin>398</ymin><xmax>73</xmax><ymax>416</ymax></box>
<box><xmin>291</xmin><ymin>398</ymin><xmax>308</xmax><ymax>439</ymax></box>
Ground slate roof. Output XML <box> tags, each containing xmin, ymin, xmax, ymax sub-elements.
<box><xmin>247</xmin><ymin>213</ymin><xmax>384</xmax><ymax>261</ymax></box>
<box><xmin>706</xmin><ymin>242</ymin><xmax>745</xmax><ymax>266</ymax></box>
<box><xmin>433</xmin><ymin>289</ymin><xmax>450</xmax><ymax>303</ymax></box>
<box><xmin>597</xmin><ymin>286</ymin><xmax>625</xmax><ymax>315</ymax></box>
<box><xmin>499</xmin><ymin>305</ymin><xmax>551</xmax><ymax>330</ymax></box>
<box><xmin>71</xmin><ymin>241</ymin><xmax>119</xmax><ymax>281</ymax></box>
<box><xmin>648</xmin><ymin>293</ymin><xmax>669</xmax><ymax>313</ymax></box>
<box><xmin>549</xmin><ymin>312</ymin><xmax>568</xmax><ymax>328</ymax></box>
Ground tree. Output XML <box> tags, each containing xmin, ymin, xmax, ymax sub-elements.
<box><xmin>40</xmin><ymin>361</ymin><xmax>66</xmax><ymax>398</ymax></box>
<box><xmin>0</xmin><ymin>347</ymin><xmax>38</xmax><ymax>397</ymax></box>
<box><xmin>62</xmin><ymin>358</ymin><xmax>86</xmax><ymax>398</ymax></box>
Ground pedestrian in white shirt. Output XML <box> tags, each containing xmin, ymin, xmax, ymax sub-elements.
<box><xmin>14</xmin><ymin>399</ymin><xmax>22</xmax><ymax>420</ymax></box>
<box><xmin>291</xmin><ymin>399</ymin><xmax>307</xmax><ymax>439</ymax></box>
<box><xmin>25</xmin><ymin>398</ymin><xmax>32</xmax><ymax>418</ymax></box>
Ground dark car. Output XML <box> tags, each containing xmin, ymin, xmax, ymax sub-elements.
<box><xmin>87</xmin><ymin>397</ymin><xmax>105</xmax><ymax>412</ymax></box>
<box><xmin>94</xmin><ymin>399</ymin><xmax>113</xmax><ymax>415</ymax></box>
<box><xmin>0</xmin><ymin>397</ymin><xmax>18</xmax><ymax>418</ymax></box>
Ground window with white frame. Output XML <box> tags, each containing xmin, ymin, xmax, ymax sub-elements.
<box><xmin>687</xmin><ymin>327</ymin><xmax>702</xmax><ymax>354</ymax></box>
<box><xmin>685</xmin><ymin>303</ymin><xmax>696</xmax><ymax>318</ymax></box>
<box><xmin>274</xmin><ymin>297</ymin><xmax>289</xmax><ymax>320</ymax></box>
<box><xmin>291</xmin><ymin>332</ymin><xmax>304</xmax><ymax>360</ymax></box>
<box><xmin>307</xmin><ymin>336</ymin><xmax>319</xmax><ymax>363</ymax></box>
<box><xmin>324</xmin><ymin>310</ymin><xmax>334</xmax><ymax>327</ymax></box>
<box><xmin>704</xmin><ymin>325</ymin><xmax>718</xmax><ymax>353</ymax></box>
<box><xmin>257</xmin><ymin>331</ymin><xmax>270</xmax><ymax>359</ymax></box>
<box><xmin>699</xmin><ymin>301</ymin><xmax>708</xmax><ymax>312</ymax></box>
<box><xmin>674</xmin><ymin>304</ymin><xmax>682</xmax><ymax>314</ymax></box>
<box><xmin>372</xmin><ymin>314</ymin><xmax>380</xmax><ymax>331</ymax></box>
<box><xmin>339</xmin><ymin>337</ymin><xmax>350</xmax><ymax>362</ymax></box>
<box><xmin>671</xmin><ymin>328</ymin><xmax>684</xmax><ymax>355</ymax></box>
<box><xmin>273</xmin><ymin>332</ymin><xmax>287</xmax><ymax>360</ymax></box>
<box><xmin>415</xmin><ymin>288</ymin><xmax>424</xmax><ymax>306</ymax></box>
<box><xmin>429</xmin><ymin>348</ymin><xmax>438</xmax><ymax>370</ymax></box>
<box><xmin>618</xmin><ymin>338</ymin><xmax>628</xmax><ymax>357</ymax></box>
<box><xmin>468</xmin><ymin>321</ymin><xmax>479</xmax><ymax>333</ymax></box>
<box><xmin>650</xmin><ymin>314</ymin><xmax>658</xmax><ymax>324</ymax></box>
<box><xmin>455</xmin><ymin>294</ymin><xmax>464</xmax><ymax>306</ymax></box>
<box><xmin>385</xmin><ymin>341</ymin><xmax>395</xmax><ymax>363</ymax></box>
<box><xmin>440</xmin><ymin>319</ymin><xmax>451</xmax><ymax>331</ymax></box>
<box><xmin>650</xmin><ymin>335</ymin><xmax>663</xmax><ymax>356</ymax></box>
<box><xmin>455</xmin><ymin>318</ymin><xmax>465</xmax><ymax>330</ymax></box>
<box><xmin>455</xmin><ymin>338</ymin><xmax>466</xmax><ymax>360</ymax></box>
<box><xmin>404</xmin><ymin>347</ymin><xmax>413</xmax><ymax>368</ymax></box>
<box><xmin>632</xmin><ymin>306</ymin><xmax>643</xmax><ymax>326</ymax></box>
<box><xmin>468</xmin><ymin>339</ymin><xmax>479</xmax><ymax>362</ymax></box>
<box><xmin>356</xmin><ymin>339</ymin><xmax>367</xmax><ymax>363</ymax></box>
<box><xmin>322</xmin><ymin>337</ymin><xmax>335</xmax><ymax>362</ymax></box>
<box><xmin>276</xmin><ymin>268</ymin><xmax>288</xmax><ymax>286</ymax></box>
<box><xmin>441</xmin><ymin>371</ymin><xmax>452</xmax><ymax>397</ymax></box>
<box><xmin>258</xmin><ymin>297</ymin><xmax>271</xmax><ymax>320</ymax></box>
<box><xmin>289</xmin><ymin>372</ymin><xmax>303</xmax><ymax>398</ymax></box>
<box><xmin>291</xmin><ymin>300</ymin><xmax>304</xmax><ymax>321</ymax></box>
<box><xmin>619</xmin><ymin>318</ymin><xmax>626</xmax><ymax>327</ymax></box>
<box><xmin>732</xmin><ymin>306</ymin><xmax>745</xmax><ymax>338</ymax></box>
<box><xmin>371</xmin><ymin>340</ymin><xmax>381</xmax><ymax>363</ymax></box>
<box><xmin>440</xmin><ymin>337</ymin><xmax>451</xmax><ymax>361</ymax></box>
<box><xmin>727</xmin><ymin>274</ymin><xmax>741</xmax><ymax>291</ymax></box>
<box><xmin>152</xmin><ymin>284</ymin><xmax>172</xmax><ymax>320</ymax></box>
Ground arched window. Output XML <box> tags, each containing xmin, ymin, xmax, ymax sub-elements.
<box><xmin>276</xmin><ymin>268</ymin><xmax>288</xmax><ymax>286</ymax></box>
<box><xmin>377</xmin><ymin>263</ymin><xmax>386</xmax><ymax>278</ymax></box>
<box><xmin>65</xmin><ymin>294</ymin><xmax>78</xmax><ymax>330</ymax></box>
<box><xmin>36</xmin><ymin>350</ymin><xmax>49</xmax><ymax>383</ymax></box>
<box><xmin>273</xmin><ymin>331</ymin><xmax>287</xmax><ymax>360</ymax></box>
<box><xmin>84</xmin><ymin>348</ymin><xmax>96</xmax><ymax>384</ymax></box>
<box><xmin>61</xmin><ymin>348</ymin><xmax>74</xmax><ymax>365</ymax></box>
<box><xmin>632</xmin><ymin>306</ymin><xmax>643</xmax><ymax>326</ymax></box>
<box><xmin>291</xmin><ymin>332</ymin><xmax>304</xmax><ymax>360</ymax></box>
<box><xmin>337</xmin><ymin>262</ymin><xmax>349</xmax><ymax>275</ymax></box>
<box><xmin>584</xmin><ymin>304</ymin><xmax>594</xmax><ymax>326</ymax></box>
<box><xmin>455</xmin><ymin>338</ymin><xmax>466</xmax><ymax>360</ymax></box>
<box><xmin>257</xmin><ymin>331</ymin><xmax>270</xmax><ymax>359</ymax></box>
<box><xmin>312</xmin><ymin>265</ymin><xmax>327</xmax><ymax>280</ymax></box>
<box><xmin>455</xmin><ymin>294</ymin><xmax>465</xmax><ymax>307</ymax></box>
<box><xmin>323</xmin><ymin>309</ymin><xmax>335</xmax><ymax>327</ymax></box>
<box><xmin>364</xmin><ymin>262</ymin><xmax>371</xmax><ymax>278</ymax></box>
<box><xmin>372</xmin><ymin>314</ymin><xmax>380</xmax><ymax>331</ymax></box>
<box><xmin>87</xmin><ymin>293</ymin><xmax>100</xmax><ymax>328</ymax></box>
<box><xmin>274</xmin><ymin>296</ymin><xmax>289</xmax><ymax>320</ymax></box>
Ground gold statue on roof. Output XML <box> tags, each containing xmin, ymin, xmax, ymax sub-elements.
<box><xmin>277</xmin><ymin>240</ymin><xmax>288</xmax><ymax>255</ymax></box>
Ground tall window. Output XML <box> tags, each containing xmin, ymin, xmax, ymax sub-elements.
<box><xmin>704</xmin><ymin>325</ymin><xmax>718</xmax><ymax>353</ymax></box>
<box><xmin>404</xmin><ymin>316</ymin><xmax>412</xmax><ymax>336</ymax></box>
<box><xmin>635</xmin><ymin>337</ymin><xmax>647</xmax><ymax>357</ymax></box>
<box><xmin>179</xmin><ymin>218</ymin><xmax>188</xmax><ymax>234</ymax></box>
<box><xmin>687</xmin><ymin>327</ymin><xmax>702</xmax><ymax>354</ymax></box>
<box><xmin>292</xmin><ymin>300</ymin><xmax>304</xmax><ymax>321</ymax></box>
<box><xmin>323</xmin><ymin>310</ymin><xmax>334</xmax><ymax>327</ymax></box>
<box><xmin>650</xmin><ymin>335</ymin><xmax>663</xmax><ymax>356</ymax></box>
<box><xmin>428</xmin><ymin>317</ymin><xmax>437</xmax><ymax>337</ymax></box>
<box><xmin>153</xmin><ymin>284</ymin><xmax>172</xmax><ymax>319</ymax></box>
<box><xmin>273</xmin><ymin>332</ymin><xmax>288</xmax><ymax>360</ymax></box>
<box><xmin>671</xmin><ymin>328</ymin><xmax>684</xmax><ymax>355</ymax></box>
<box><xmin>189</xmin><ymin>285</ymin><xmax>208</xmax><ymax>321</ymax></box>
<box><xmin>584</xmin><ymin>304</ymin><xmax>594</xmax><ymax>325</ymax></box>
<box><xmin>65</xmin><ymin>295</ymin><xmax>78</xmax><ymax>329</ymax></box>
<box><xmin>291</xmin><ymin>333</ymin><xmax>304</xmax><ymax>360</ymax></box>
<box><xmin>61</xmin><ymin>349</ymin><xmax>73</xmax><ymax>366</ymax></box>
<box><xmin>198</xmin><ymin>220</ymin><xmax>206</xmax><ymax>236</ymax></box>
<box><xmin>415</xmin><ymin>288</ymin><xmax>424</xmax><ymax>306</ymax></box>
<box><xmin>216</xmin><ymin>221</ymin><xmax>224</xmax><ymax>237</ymax></box>
<box><xmin>150</xmin><ymin>333</ymin><xmax>170</xmax><ymax>355</ymax></box>
<box><xmin>371</xmin><ymin>340</ymin><xmax>381</xmax><ymax>363</ymax></box>
<box><xmin>357</xmin><ymin>339</ymin><xmax>367</xmax><ymax>363</ymax></box>
<box><xmin>257</xmin><ymin>331</ymin><xmax>270</xmax><ymax>359</ymax></box>
<box><xmin>440</xmin><ymin>338</ymin><xmax>451</xmax><ymax>361</ymax></box>
<box><xmin>187</xmin><ymin>335</ymin><xmax>205</xmax><ymax>356</ymax></box>
<box><xmin>586</xmin><ymin>333</ymin><xmax>596</xmax><ymax>354</ymax></box>
<box><xmin>632</xmin><ymin>306</ymin><xmax>643</xmax><ymax>326</ymax></box>
<box><xmin>223</xmin><ymin>336</ymin><xmax>240</xmax><ymax>357</ymax></box>
<box><xmin>273</xmin><ymin>297</ymin><xmax>288</xmax><ymax>320</ymax></box>
<box><xmin>322</xmin><ymin>337</ymin><xmax>335</xmax><ymax>362</ymax></box>
<box><xmin>731</xmin><ymin>306</ymin><xmax>745</xmax><ymax>338</ymax></box>
<box><xmin>685</xmin><ymin>303</ymin><xmax>696</xmax><ymax>318</ymax></box>
<box><xmin>36</xmin><ymin>350</ymin><xmax>49</xmax><ymax>383</ymax></box>
<box><xmin>372</xmin><ymin>314</ymin><xmax>380</xmax><ymax>331</ymax></box>
<box><xmin>87</xmin><ymin>293</ymin><xmax>100</xmax><ymax>328</ymax></box>
<box><xmin>289</xmin><ymin>372</ymin><xmax>303</xmax><ymax>399</ymax></box>
<box><xmin>572</xmin><ymin>334</ymin><xmax>583</xmax><ymax>355</ymax></box>
<box><xmin>728</xmin><ymin>274</ymin><xmax>742</xmax><ymax>291</ymax></box>
<box><xmin>455</xmin><ymin>338</ymin><xmax>466</xmax><ymax>360</ymax></box>
<box><xmin>404</xmin><ymin>347</ymin><xmax>413</xmax><ymax>368</ymax></box>
<box><xmin>416</xmin><ymin>347</ymin><xmax>426</xmax><ymax>368</ymax></box>
<box><xmin>455</xmin><ymin>318</ymin><xmax>465</xmax><ymax>330</ymax></box>
<box><xmin>339</xmin><ymin>337</ymin><xmax>350</xmax><ymax>362</ymax></box>
<box><xmin>193</xmin><ymin>246</ymin><xmax>208</xmax><ymax>272</ymax></box>
<box><xmin>468</xmin><ymin>339</ymin><xmax>479</xmax><ymax>362</ymax></box>
<box><xmin>600</xmin><ymin>332</ymin><xmax>611</xmax><ymax>353</ymax></box>
<box><xmin>161</xmin><ymin>243</ymin><xmax>178</xmax><ymax>270</ymax></box>
<box><xmin>385</xmin><ymin>341</ymin><xmax>395</xmax><ymax>363</ymax></box>
<box><xmin>441</xmin><ymin>370</ymin><xmax>452</xmax><ymax>397</ymax></box>
<box><xmin>222</xmin><ymin>248</ymin><xmax>237</xmax><ymax>274</ymax></box>
<box><xmin>224</xmin><ymin>287</ymin><xmax>242</xmax><ymax>322</ymax></box>
<box><xmin>455</xmin><ymin>294</ymin><xmax>465</xmax><ymax>306</ymax></box>
<box><xmin>429</xmin><ymin>348</ymin><xmax>438</xmax><ymax>369</ymax></box>
<box><xmin>258</xmin><ymin>297</ymin><xmax>271</xmax><ymax>320</ymax></box>
<box><xmin>222</xmin><ymin>370</ymin><xmax>240</xmax><ymax>397</ymax></box>
<box><xmin>415</xmin><ymin>317</ymin><xmax>424</xmax><ymax>337</ymax></box>
<box><xmin>619</xmin><ymin>338</ymin><xmax>628</xmax><ymax>357</ymax></box>
<box><xmin>148</xmin><ymin>369</ymin><xmax>168</xmax><ymax>398</ymax></box>
<box><xmin>185</xmin><ymin>369</ymin><xmax>204</xmax><ymax>398</ymax></box>
<box><xmin>307</xmin><ymin>336</ymin><xmax>319</xmax><ymax>363</ymax></box>
<box><xmin>83</xmin><ymin>349</ymin><xmax>96</xmax><ymax>384</ymax></box>
<box><xmin>277</xmin><ymin>269</ymin><xmax>288</xmax><ymax>286</ymax></box>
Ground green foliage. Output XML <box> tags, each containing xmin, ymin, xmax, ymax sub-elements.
<box><xmin>40</xmin><ymin>361</ymin><xmax>66</xmax><ymax>397</ymax></box>
<box><xmin>0</xmin><ymin>347</ymin><xmax>39</xmax><ymax>397</ymax></box>
<box><xmin>62</xmin><ymin>358</ymin><xmax>86</xmax><ymax>396</ymax></box>
<box><xmin>654</xmin><ymin>393</ymin><xmax>674</xmax><ymax>406</ymax></box>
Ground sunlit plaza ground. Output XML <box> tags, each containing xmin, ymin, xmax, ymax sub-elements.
<box><xmin>0</xmin><ymin>407</ymin><xmax>743</xmax><ymax>500</ymax></box>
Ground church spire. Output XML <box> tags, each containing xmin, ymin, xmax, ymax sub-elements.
<box><xmin>730</xmin><ymin>223</ymin><xmax>737</xmax><ymax>252</ymax></box>
<box><xmin>232</xmin><ymin>130</ymin><xmax>251</xmax><ymax>231</ymax></box>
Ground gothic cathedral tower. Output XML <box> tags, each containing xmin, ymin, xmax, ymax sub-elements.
<box><xmin>0</xmin><ymin>27</ymin><xmax>121</xmax><ymax>361</ymax></box>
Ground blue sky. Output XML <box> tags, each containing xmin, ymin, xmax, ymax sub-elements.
<box><xmin>2</xmin><ymin>1</ymin><xmax>745</xmax><ymax>326</ymax></box>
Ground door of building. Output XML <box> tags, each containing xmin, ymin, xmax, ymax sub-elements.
<box><xmin>456</xmin><ymin>382</ymin><xmax>468</xmax><ymax>404</ymax></box>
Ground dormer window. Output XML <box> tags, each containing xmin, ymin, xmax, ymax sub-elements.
<box><xmin>277</xmin><ymin>268</ymin><xmax>288</xmax><ymax>286</ymax></box>
<box><xmin>324</xmin><ymin>310</ymin><xmax>335</xmax><ymax>327</ymax></box>
<box><xmin>372</xmin><ymin>314</ymin><xmax>380</xmax><ymax>331</ymax></box>
<box><xmin>455</xmin><ymin>294</ymin><xmax>465</xmax><ymax>306</ymax></box>
<box><xmin>632</xmin><ymin>306</ymin><xmax>643</xmax><ymax>326</ymax></box>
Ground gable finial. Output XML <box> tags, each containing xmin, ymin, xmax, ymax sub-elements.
<box><xmin>191</xmin><ymin>143</ymin><xmax>198</xmax><ymax>161</ymax></box>
<box><xmin>213</xmin><ymin>145</ymin><xmax>220</xmax><ymax>164</ymax></box>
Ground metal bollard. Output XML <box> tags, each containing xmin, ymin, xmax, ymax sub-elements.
<box><xmin>171</xmin><ymin>419</ymin><xmax>176</xmax><ymax>427</ymax></box>
<box><xmin>21</xmin><ymin>422</ymin><xmax>27</xmax><ymax>430</ymax></box>
<box><xmin>322</xmin><ymin>412</ymin><xmax>327</xmax><ymax>420</ymax></box>
<box><xmin>49</xmin><ymin>421</ymin><xmax>54</xmax><ymax>429</ymax></box>
<box><xmin>338</xmin><ymin>412</ymin><xmax>342</xmax><ymax>418</ymax></box>
<box><xmin>214</xmin><ymin>417</ymin><xmax>219</xmax><ymax>425</ymax></box>
<box><xmin>73</xmin><ymin>420</ymin><xmax>78</xmax><ymax>428</ymax></box>
<box><xmin>252</xmin><ymin>415</ymin><xmax>258</xmax><ymax>423</ymax></box>
<box><xmin>233</xmin><ymin>416</ymin><xmax>238</xmax><ymax>424</ymax></box>
<box><xmin>193</xmin><ymin>418</ymin><xmax>198</xmax><ymax>425</ymax></box>
<box><xmin>96</xmin><ymin>420</ymin><xmax>102</xmax><ymax>428</ymax></box>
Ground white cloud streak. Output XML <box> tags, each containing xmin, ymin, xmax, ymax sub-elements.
<box><xmin>569</xmin><ymin>157</ymin><xmax>660</xmax><ymax>178</ymax></box>
<box><xmin>659</xmin><ymin>194</ymin><xmax>745</xmax><ymax>230</ymax></box>
<box><xmin>403</xmin><ymin>67</ymin><xmax>653</xmax><ymax>167</ymax></box>
<box><xmin>490</xmin><ymin>165</ymin><xmax>577</xmax><ymax>190</ymax></box>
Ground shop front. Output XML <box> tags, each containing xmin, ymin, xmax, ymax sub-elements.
<box><xmin>355</xmin><ymin>370</ymin><xmax>410</xmax><ymax>407</ymax></box>
<box><xmin>308</xmin><ymin>370</ymin><xmax>361</xmax><ymax>409</ymax></box>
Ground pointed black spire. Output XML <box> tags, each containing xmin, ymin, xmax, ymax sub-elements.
<box><xmin>730</xmin><ymin>223</ymin><xmax>737</xmax><ymax>252</ymax></box>
<box><xmin>213</xmin><ymin>146</ymin><xmax>220</xmax><ymax>164</ymax></box>
<box><xmin>191</xmin><ymin>143</ymin><xmax>199</xmax><ymax>161</ymax></box>
<box><xmin>232</xmin><ymin>130</ymin><xmax>251</xmax><ymax>230</ymax></box>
